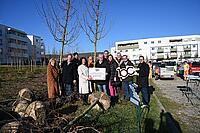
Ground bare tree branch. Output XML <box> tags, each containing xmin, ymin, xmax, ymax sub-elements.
<box><xmin>36</xmin><ymin>0</ymin><xmax>79</xmax><ymax>65</ymax></box>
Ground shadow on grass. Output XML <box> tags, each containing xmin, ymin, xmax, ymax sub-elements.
<box><xmin>144</xmin><ymin>110</ymin><xmax>182</xmax><ymax>133</ymax></box>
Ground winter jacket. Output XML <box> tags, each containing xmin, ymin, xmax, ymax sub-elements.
<box><xmin>78</xmin><ymin>64</ymin><xmax>91</xmax><ymax>94</ymax></box>
<box><xmin>47</xmin><ymin>63</ymin><xmax>59</xmax><ymax>99</ymax></box>
<box><xmin>95</xmin><ymin>60</ymin><xmax>110</xmax><ymax>85</ymax></box>
<box><xmin>108</xmin><ymin>60</ymin><xmax>118</xmax><ymax>82</ymax></box>
<box><xmin>72</xmin><ymin>58</ymin><xmax>80</xmax><ymax>80</ymax></box>
<box><xmin>62</xmin><ymin>61</ymin><xmax>77</xmax><ymax>84</ymax></box>
<box><xmin>137</xmin><ymin>62</ymin><xmax>150</xmax><ymax>88</ymax></box>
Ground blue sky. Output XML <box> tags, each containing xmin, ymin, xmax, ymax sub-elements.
<box><xmin>1</xmin><ymin>0</ymin><xmax>200</xmax><ymax>54</ymax></box>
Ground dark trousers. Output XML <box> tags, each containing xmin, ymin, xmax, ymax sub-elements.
<box><xmin>141</xmin><ymin>87</ymin><xmax>150</xmax><ymax>105</ymax></box>
<box><xmin>81</xmin><ymin>94</ymin><xmax>89</xmax><ymax>104</ymax></box>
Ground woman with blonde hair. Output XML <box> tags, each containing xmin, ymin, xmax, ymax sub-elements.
<box><xmin>78</xmin><ymin>57</ymin><xmax>92</xmax><ymax>105</ymax></box>
<box><xmin>47</xmin><ymin>58</ymin><xmax>60</xmax><ymax>109</ymax></box>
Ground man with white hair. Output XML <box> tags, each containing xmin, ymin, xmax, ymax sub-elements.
<box><xmin>95</xmin><ymin>54</ymin><xmax>110</xmax><ymax>95</ymax></box>
<box><xmin>62</xmin><ymin>54</ymin><xmax>77</xmax><ymax>96</ymax></box>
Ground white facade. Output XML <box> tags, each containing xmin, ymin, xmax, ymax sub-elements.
<box><xmin>27</xmin><ymin>35</ymin><xmax>45</xmax><ymax>64</ymax></box>
<box><xmin>0</xmin><ymin>24</ymin><xmax>31</xmax><ymax>65</ymax></box>
<box><xmin>0</xmin><ymin>24</ymin><xmax>46</xmax><ymax>65</ymax></box>
<box><xmin>111</xmin><ymin>35</ymin><xmax>200</xmax><ymax>63</ymax></box>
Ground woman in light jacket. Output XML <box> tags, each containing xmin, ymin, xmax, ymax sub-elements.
<box><xmin>78</xmin><ymin>57</ymin><xmax>92</xmax><ymax>104</ymax></box>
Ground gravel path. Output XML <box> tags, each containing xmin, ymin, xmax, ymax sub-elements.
<box><xmin>153</xmin><ymin>76</ymin><xmax>200</xmax><ymax>133</ymax></box>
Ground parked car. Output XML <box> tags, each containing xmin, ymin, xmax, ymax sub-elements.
<box><xmin>189</xmin><ymin>62</ymin><xmax>200</xmax><ymax>76</ymax></box>
<box><xmin>159</xmin><ymin>63</ymin><xmax>175</xmax><ymax>79</ymax></box>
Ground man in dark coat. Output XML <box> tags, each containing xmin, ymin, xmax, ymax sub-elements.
<box><xmin>72</xmin><ymin>52</ymin><xmax>80</xmax><ymax>92</ymax></box>
<box><xmin>62</xmin><ymin>54</ymin><xmax>77</xmax><ymax>96</ymax></box>
<box><xmin>137</xmin><ymin>55</ymin><xmax>150</xmax><ymax>108</ymax></box>
<box><xmin>120</xmin><ymin>55</ymin><xmax>134</xmax><ymax>100</ymax></box>
<box><xmin>103</xmin><ymin>50</ymin><xmax>109</xmax><ymax>62</ymax></box>
<box><xmin>95</xmin><ymin>54</ymin><xmax>110</xmax><ymax>95</ymax></box>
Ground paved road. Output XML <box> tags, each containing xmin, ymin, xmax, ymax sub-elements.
<box><xmin>153</xmin><ymin>76</ymin><xmax>200</xmax><ymax>133</ymax></box>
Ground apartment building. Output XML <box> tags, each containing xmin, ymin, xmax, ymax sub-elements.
<box><xmin>0</xmin><ymin>24</ymin><xmax>46</xmax><ymax>65</ymax></box>
<box><xmin>111</xmin><ymin>35</ymin><xmax>200</xmax><ymax>63</ymax></box>
<box><xmin>27</xmin><ymin>35</ymin><xmax>45</xmax><ymax>64</ymax></box>
<box><xmin>0</xmin><ymin>24</ymin><xmax>31</xmax><ymax>65</ymax></box>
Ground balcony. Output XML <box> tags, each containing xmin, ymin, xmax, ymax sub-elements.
<box><xmin>118</xmin><ymin>44</ymin><xmax>139</xmax><ymax>50</ymax></box>
<box><xmin>170</xmin><ymin>54</ymin><xmax>177</xmax><ymax>59</ymax></box>
<box><xmin>9</xmin><ymin>52</ymin><xmax>28</xmax><ymax>58</ymax></box>
<box><xmin>184</xmin><ymin>47</ymin><xmax>191</xmax><ymax>51</ymax></box>
<box><xmin>184</xmin><ymin>54</ymin><xmax>191</xmax><ymax>58</ymax></box>
<box><xmin>157</xmin><ymin>55</ymin><xmax>164</xmax><ymax>59</ymax></box>
<box><xmin>157</xmin><ymin>49</ymin><xmax>164</xmax><ymax>53</ymax></box>
<box><xmin>7</xmin><ymin>34</ymin><xmax>29</xmax><ymax>43</ymax></box>
<box><xmin>170</xmin><ymin>48</ymin><xmax>177</xmax><ymax>52</ymax></box>
<box><xmin>9</xmin><ymin>43</ymin><xmax>28</xmax><ymax>50</ymax></box>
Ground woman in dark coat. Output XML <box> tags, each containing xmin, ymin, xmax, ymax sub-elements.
<box><xmin>108</xmin><ymin>55</ymin><xmax>118</xmax><ymax>105</ymax></box>
<box><xmin>47</xmin><ymin>58</ymin><xmax>60</xmax><ymax>109</ymax></box>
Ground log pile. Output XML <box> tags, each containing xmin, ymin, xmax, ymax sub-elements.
<box><xmin>0</xmin><ymin>89</ymin><xmax>107</xmax><ymax>132</ymax></box>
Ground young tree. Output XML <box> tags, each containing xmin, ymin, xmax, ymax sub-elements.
<box><xmin>80</xmin><ymin>0</ymin><xmax>108</xmax><ymax>67</ymax></box>
<box><xmin>37</xmin><ymin>0</ymin><xmax>79</xmax><ymax>66</ymax></box>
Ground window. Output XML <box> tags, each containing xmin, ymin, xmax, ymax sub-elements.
<box><xmin>0</xmin><ymin>48</ymin><xmax>3</xmax><ymax>54</ymax></box>
<box><xmin>193</xmin><ymin>45</ymin><xmax>196</xmax><ymax>48</ymax></box>
<box><xmin>0</xmin><ymin>30</ymin><xmax>2</xmax><ymax>36</ymax></box>
<box><xmin>151</xmin><ymin>41</ymin><xmax>154</xmax><ymax>44</ymax></box>
<box><xmin>152</xmin><ymin>53</ymin><xmax>155</xmax><ymax>56</ymax></box>
<box><xmin>158</xmin><ymin>40</ymin><xmax>161</xmax><ymax>43</ymax></box>
<box><xmin>0</xmin><ymin>39</ymin><xmax>2</xmax><ymax>45</ymax></box>
<box><xmin>144</xmin><ymin>42</ymin><xmax>147</xmax><ymax>44</ymax></box>
<box><xmin>169</xmin><ymin>39</ymin><xmax>182</xmax><ymax>42</ymax></box>
<box><xmin>151</xmin><ymin>47</ymin><xmax>155</xmax><ymax>50</ymax></box>
<box><xmin>171</xmin><ymin>46</ymin><xmax>174</xmax><ymax>49</ymax></box>
<box><xmin>8</xmin><ymin>38</ymin><xmax>16</xmax><ymax>43</ymax></box>
<box><xmin>125</xmin><ymin>50</ymin><xmax>128</xmax><ymax>52</ymax></box>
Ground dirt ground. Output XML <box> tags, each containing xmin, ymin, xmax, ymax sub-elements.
<box><xmin>0</xmin><ymin>67</ymin><xmax>47</xmax><ymax>101</ymax></box>
<box><xmin>153</xmin><ymin>76</ymin><xmax>200</xmax><ymax>133</ymax></box>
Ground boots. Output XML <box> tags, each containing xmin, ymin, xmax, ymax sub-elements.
<box><xmin>49</xmin><ymin>98</ymin><xmax>56</xmax><ymax>110</ymax></box>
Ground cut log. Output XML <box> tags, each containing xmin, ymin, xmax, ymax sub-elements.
<box><xmin>13</xmin><ymin>100</ymin><xmax>29</xmax><ymax>117</ymax></box>
<box><xmin>0</xmin><ymin>121</ymin><xmax>33</xmax><ymax>133</ymax></box>
<box><xmin>24</xmin><ymin>101</ymin><xmax>46</xmax><ymax>125</ymax></box>
<box><xmin>18</xmin><ymin>88</ymin><xmax>35</xmax><ymax>102</ymax></box>
<box><xmin>88</xmin><ymin>92</ymin><xmax>110</xmax><ymax>111</ymax></box>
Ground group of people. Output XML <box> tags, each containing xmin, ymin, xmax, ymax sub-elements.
<box><xmin>47</xmin><ymin>50</ymin><xmax>151</xmax><ymax>108</ymax></box>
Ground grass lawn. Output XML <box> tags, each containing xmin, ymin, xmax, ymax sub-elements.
<box><xmin>150</xmin><ymin>80</ymin><xmax>190</xmax><ymax>133</ymax></box>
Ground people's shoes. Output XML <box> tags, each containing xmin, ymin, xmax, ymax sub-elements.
<box><xmin>141</xmin><ymin>104</ymin><xmax>148</xmax><ymax>108</ymax></box>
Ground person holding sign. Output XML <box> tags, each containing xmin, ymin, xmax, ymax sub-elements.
<box><xmin>119</xmin><ymin>55</ymin><xmax>134</xmax><ymax>101</ymax></box>
<box><xmin>95</xmin><ymin>54</ymin><xmax>110</xmax><ymax>95</ymax></box>
<box><xmin>78</xmin><ymin>57</ymin><xmax>92</xmax><ymax>105</ymax></box>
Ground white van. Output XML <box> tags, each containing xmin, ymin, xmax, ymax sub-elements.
<box><xmin>160</xmin><ymin>63</ymin><xmax>175</xmax><ymax>79</ymax></box>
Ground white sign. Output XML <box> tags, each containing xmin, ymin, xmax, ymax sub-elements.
<box><xmin>89</xmin><ymin>68</ymin><xmax>106</xmax><ymax>80</ymax></box>
<box><xmin>129</xmin><ymin>84</ymin><xmax>140</xmax><ymax>106</ymax></box>
<box><xmin>116</xmin><ymin>66</ymin><xmax>139</xmax><ymax>80</ymax></box>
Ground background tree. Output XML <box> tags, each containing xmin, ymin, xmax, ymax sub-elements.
<box><xmin>80</xmin><ymin>0</ymin><xmax>108</xmax><ymax>67</ymax></box>
<box><xmin>36</xmin><ymin>0</ymin><xmax>79</xmax><ymax>66</ymax></box>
